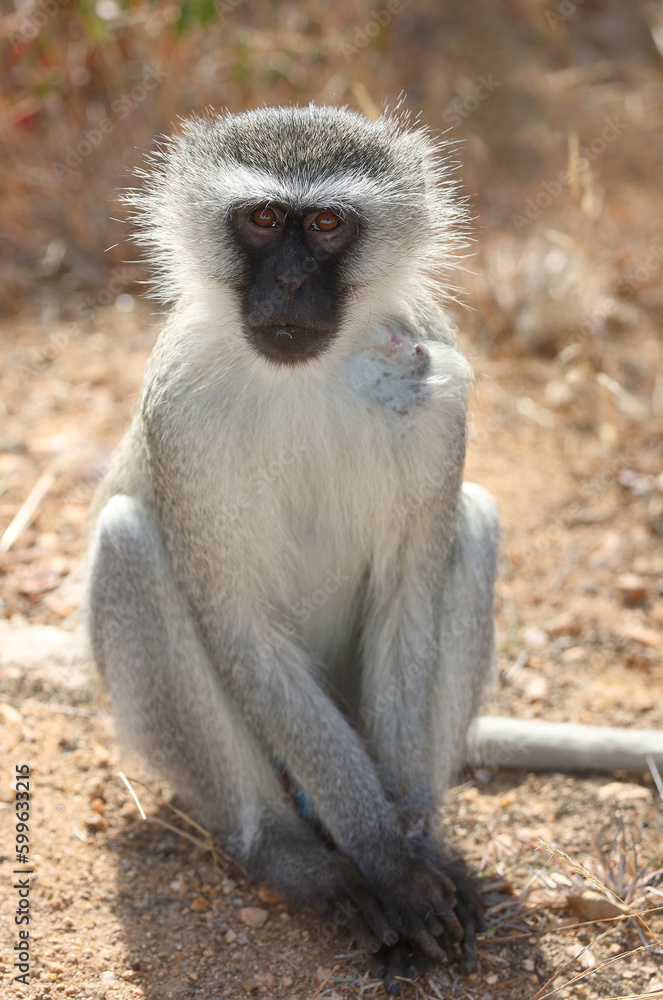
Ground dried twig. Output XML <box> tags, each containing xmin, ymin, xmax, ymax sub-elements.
<box><xmin>0</xmin><ymin>465</ymin><xmax>57</xmax><ymax>553</ymax></box>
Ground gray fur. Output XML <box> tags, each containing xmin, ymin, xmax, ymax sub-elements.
<box><xmin>86</xmin><ymin>105</ymin><xmax>500</xmax><ymax>985</ymax></box>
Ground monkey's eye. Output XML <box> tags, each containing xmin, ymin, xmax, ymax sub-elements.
<box><xmin>251</xmin><ymin>207</ymin><xmax>280</xmax><ymax>228</ymax></box>
<box><xmin>311</xmin><ymin>211</ymin><xmax>340</xmax><ymax>232</ymax></box>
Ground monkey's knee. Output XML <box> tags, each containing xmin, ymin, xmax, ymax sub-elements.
<box><xmin>460</xmin><ymin>482</ymin><xmax>500</xmax><ymax>545</ymax></box>
<box><xmin>438</xmin><ymin>484</ymin><xmax>499</xmax><ymax>687</ymax></box>
<box><xmin>89</xmin><ymin>494</ymin><xmax>164</xmax><ymax>579</ymax></box>
<box><xmin>86</xmin><ymin>494</ymin><xmax>169</xmax><ymax>676</ymax></box>
<box><xmin>455</xmin><ymin>482</ymin><xmax>500</xmax><ymax>587</ymax></box>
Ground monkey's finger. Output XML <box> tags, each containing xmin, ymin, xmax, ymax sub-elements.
<box><xmin>431</xmin><ymin>869</ymin><xmax>458</xmax><ymax>899</ymax></box>
<box><xmin>347</xmin><ymin>884</ymin><xmax>398</xmax><ymax>948</ymax></box>
<box><xmin>406</xmin><ymin>946</ymin><xmax>430</xmax><ymax>983</ymax></box>
<box><xmin>407</xmin><ymin>919</ymin><xmax>448</xmax><ymax>964</ymax></box>
<box><xmin>452</xmin><ymin>878</ymin><xmax>486</xmax><ymax>935</ymax></box>
<box><xmin>382</xmin><ymin>944</ymin><xmax>414</xmax><ymax>996</ymax></box>
<box><xmin>343</xmin><ymin>910</ymin><xmax>381</xmax><ymax>954</ymax></box>
<box><xmin>439</xmin><ymin>929</ymin><xmax>455</xmax><ymax>964</ymax></box>
<box><xmin>369</xmin><ymin>944</ymin><xmax>412</xmax><ymax>993</ymax></box>
<box><xmin>369</xmin><ymin>945</ymin><xmax>390</xmax><ymax>981</ymax></box>
<box><xmin>425</xmin><ymin>911</ymin><xmax>445</xmax><ymax>938</ymax></box>
<box><xmin>456</xmin><ymin>902</ymin><xmax>479</xmax><ymax>973</ymax></box>
<box><xmin>426</xmin><ymin>886</ymin><xmax>463</xmax><ymax>941</ymax></box>
<box><xmin>464</xmin><ymin>895</ymin><xmax>487</xmax><ymax>933</ymax></box>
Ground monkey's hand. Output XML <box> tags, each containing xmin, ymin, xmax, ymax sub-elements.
<box><xmin>366</xmin><ymin>837</ymin><xmax>485</xmax><ymax>984</ymax></box>
<box><xmin>317</xmin><ymin>854</ymin><xmax>404</xmax><ymax>956</ymax></box>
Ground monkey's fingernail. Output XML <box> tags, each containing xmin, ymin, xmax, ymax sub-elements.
<box><xmin>462</xmin><ymin>952</ymin><xmax>478</xmax><ymax>974</ymax></box>
<box><xmin>385</xmin><ymin>931</ymin><xmax>398</xmax><ymax>946</ymax></box>
<box><xmin>370</xmin><ymin>937</ymin><xmax>381</xmax><ymax>952</ymax></box>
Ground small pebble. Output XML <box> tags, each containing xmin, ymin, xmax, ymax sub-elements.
<box><xmin>616</xmin><ymin>573</ymin><xmax>649</xmax><ymax>606</ymax></box>
<box><xmin>240</xmin><ymin>906</ymin><xmax>268</xmax><ymax>928</ymax></box>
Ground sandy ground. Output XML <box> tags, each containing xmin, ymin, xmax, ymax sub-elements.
<box><xmin>1</xmin><ymin>303</ymin><xmax>662</xmax><ymax>999</ymax></box>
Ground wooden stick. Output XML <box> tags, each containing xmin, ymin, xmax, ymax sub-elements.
<box><xmin>0</xmin><ymin>467</ymin><xmax>57</xmax><ymax>553</ymax></box>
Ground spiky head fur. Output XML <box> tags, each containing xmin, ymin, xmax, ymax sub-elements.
<box><xmin>124</xmin><ymin>105</ymin><xmax>468</xmax><ymax>322</ymax></box>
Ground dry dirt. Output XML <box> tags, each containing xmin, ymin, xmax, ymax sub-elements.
<box><xmin>1</xmin><ymin>303</ymin><xmax>662</xmax><ymax>1000</ymax></box>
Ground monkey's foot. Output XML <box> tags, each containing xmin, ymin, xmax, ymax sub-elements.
<box><xmin>434</xmin><ymin>855</ymin><xmax>486</xmax><ymax>972</ymax></box>
<box><xmin>364</xmin><ymin>838</ymin><xmax>485</xmax><ymax>988</ymax></box>
<box><xmin>245</xmin><ymin>829</ymin><xmax>399</xmax><ymax>955</ymax></box>
<box><xmin>367</xmin><ymin>858</ymin><xmax>484</xmax><ymax>994</ymax></box>
<box><xmin>318</xmin><ymin>854</ymin><xmax>401</xmax><ymax>954</ymax></box>
<box><xmin>370</xmin><ymin>943</ymin><xmax>429</xmax><ymax>996</ymax></box>
<box><xmin>406</xmin><ymin>837</ymin><xmax>485</xmax><ymax>972</ymax></box>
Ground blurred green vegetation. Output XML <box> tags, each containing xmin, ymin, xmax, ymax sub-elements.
<box><xmin>1</xmin><ymin>0</ymin><xmax>663</xmax><ymax>362</ymax></box>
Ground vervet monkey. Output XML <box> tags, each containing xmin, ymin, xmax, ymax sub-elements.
<box><xmin>86</xmin><ymin>105</ymin><xmax>500</xmax><ymax>995</ymax></box>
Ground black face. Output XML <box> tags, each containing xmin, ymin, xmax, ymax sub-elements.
<box><xmin>230</xmin><ymin>204</ymin><xmax>359</xmax><ymax>365</ymax></box>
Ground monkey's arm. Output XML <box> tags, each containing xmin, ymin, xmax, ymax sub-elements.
<box><xmin>193</xmin><ymin>615</ymin><xmax>465</xmax><ymax>962</ymax></box>
<box><xmin>204</xmin><ymin>617</ymin><xmax>417</xmax><ymax>862</ymax></box>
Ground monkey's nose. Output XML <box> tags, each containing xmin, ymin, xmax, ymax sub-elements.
<box><xmin>275</xmin><ymin>272</ymin><xmax>308</xmax><ymax>294</ymax></box>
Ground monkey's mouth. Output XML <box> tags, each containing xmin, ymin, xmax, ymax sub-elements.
<box><xmin>246</xmin><ymin>324</ymin><xmax>336</xmax><ymax>365</ymax></box>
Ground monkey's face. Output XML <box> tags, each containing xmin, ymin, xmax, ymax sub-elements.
<box><xmin>230</xmin><ymin>204</ymin><xmax>359</xmax><ymax>365</ymax></box>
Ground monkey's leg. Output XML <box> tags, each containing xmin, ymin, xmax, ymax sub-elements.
<box><xmin>413</xmin><ymin>482</ymin><xmax>499</xmax><ymax>972</ymax></box>
<box><xmin>428</xmin><ymin>482</ymin><xmax>500</xmax><ymax>798</ymax></box>
<box><xmin>361</xmin><ymin>482</ymin><xmax>499</xmax><ymax>974</ymax></box>
<box><xmin>422</xmin><ymin>481</ymin><xmax>500</xmax><ymax>971</ymax></box>
<box><xmin>87</xmin><ymin>495</ymin><xmax>396</xmax><ymax>948</ymax></box>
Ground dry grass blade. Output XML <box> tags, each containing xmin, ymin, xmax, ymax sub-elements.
<box><xmin>604</xmin><ymin>993</ymin><xmax>663</xmax><ymax>999</ymax></box>
<box><xmin>578</xmin><ymin>993</ymin><xmax>663</xmax><ymax>999</ymax></box>
<box><xmin>539</xmin><ymin>839</ymin><xmax>662</xmax><ymax>948</ymax></box>
<box><xmin>539</xmin><ymin>840</ymin><xmax>611</xmax><ymax>894</ymax></box>
<box><xmin>116</xmin><ymin>772</ymin><xmax>228</xmax><ymax>868</ymax></box>
<box><xmin>141</xmin><ymin>815</ymin><xmax>212</xmax><ymax>850</ymax></box>
<box><xmin>531</xmin><ymin>946</ymin><xmax>648</xmax><ymax>1000</ymax></box>
<box><xmin>118</xmin><ymin>771</ymin><xmax>147</xmax><ymax>819</ymax></box>
<box><xmin>0</xmin><ymin>466</ymin><xmax>57</xmax><ymax>553</ymax></box>
<box><xmin>551</xmin><ymin>907</ymin><xmax>663</xmax><ymax>935</ymax></box>
<box><xmin>310</xmin><ymin>963</ymin><xmax>340</xmax><ymax>998</ymax></box>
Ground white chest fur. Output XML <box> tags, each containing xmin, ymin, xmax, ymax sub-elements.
<box><xmin>145</xmin><ymin>319</ymin><xmax>470</xmax><ymax>665</ymax></box>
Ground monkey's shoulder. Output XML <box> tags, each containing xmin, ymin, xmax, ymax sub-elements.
<box><xmin>338</xmin><ymin>330</ymin><xmax>471</xmax><ymax>420</ymax></box>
